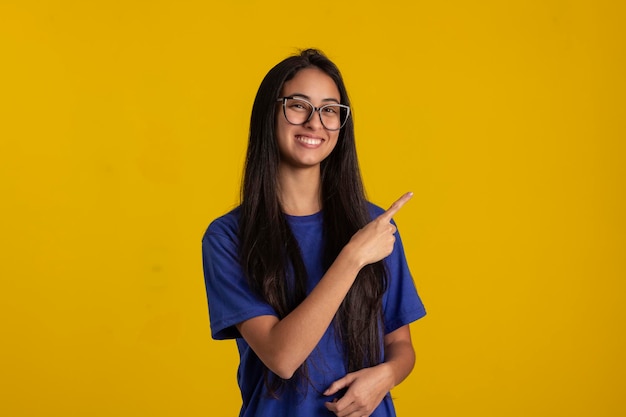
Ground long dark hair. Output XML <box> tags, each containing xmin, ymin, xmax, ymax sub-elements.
<box><xmin>239</xmin><ymin>49</ymin><xmax>388</xmax><ymax>395</ymax></box>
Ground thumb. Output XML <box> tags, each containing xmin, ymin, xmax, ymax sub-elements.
<box><xmin>323</xmin><ymin>374</ymin><xmax>355</xmax><ymax>396</ymax></box>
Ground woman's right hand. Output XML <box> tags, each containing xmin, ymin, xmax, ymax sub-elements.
<box><xmin>345</xmin><ymin>192</ymin><xmax>413</xmax><ymax>269</ymax></box>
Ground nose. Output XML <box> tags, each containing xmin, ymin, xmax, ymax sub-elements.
<box><xmin>303</xmin><ymin>109</ymin><xmax>324</xmax><ymax>130</ymax></box>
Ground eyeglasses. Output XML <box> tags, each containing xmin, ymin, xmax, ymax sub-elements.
<box><xmin>276</xmin><ymin>96</ymin><xmax>351</xmax><ymax>131</ymax></box>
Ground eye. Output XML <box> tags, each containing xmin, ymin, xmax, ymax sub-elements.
<box><xmin>286</xmin><ymin>99</ymin><xmax>311</xmax><ymax>112</ymax></box>
<box><xmin>321</xmin><ymin>105</ymin><xmax>341</xmax><ymax>117</ymax></box>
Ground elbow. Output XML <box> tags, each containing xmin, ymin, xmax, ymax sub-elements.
<box><xmin>264</xmin><ymin>358</ymin><xmax>300</xmax><ymax>380</ymax></box>
<box><xmin>239</xmin><ymin>321</ymin><xmax>305</xmax><ymax>380</ymax></box>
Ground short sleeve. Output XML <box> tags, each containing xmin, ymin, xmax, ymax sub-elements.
<box><xmin>202</xmin><ymin>214</ymin><xmax>278</xmax><ymax>340</ymax></box>
<box><xmin>382</xmin><ymin>223</ymin><xmax>426</xmax><ymax>334</ymax></box>
<box><xmin>364</xmin><ymin>203</ymin><xmax>426</xmax><ymax>334</ymax></box>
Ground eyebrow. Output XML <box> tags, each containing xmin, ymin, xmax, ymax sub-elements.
<box><xmin>288</xmin><ymin>93</ymin><xmax>340</xmax><ymax>104</ymax></box>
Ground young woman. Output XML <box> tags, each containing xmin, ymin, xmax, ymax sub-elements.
<box><xmin>202</xmin><ymin>49</ymin><xmax>426</xmax><ymax>417</ymax></box>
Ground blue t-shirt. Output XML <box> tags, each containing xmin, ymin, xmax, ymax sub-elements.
<box><xmin>202</xmin><ymin>204</ymin><xmax>426</xmax><ymax>417</ymax></box>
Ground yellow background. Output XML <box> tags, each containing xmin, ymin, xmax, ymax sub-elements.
<box><xmin>1</xmin><ymin>0</ymin><xmax>624</xmax><ymax>415</ymax></box>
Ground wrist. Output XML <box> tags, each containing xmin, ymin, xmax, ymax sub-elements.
<box><xmin>338</xmin><ymin>242</ymin><xmax>365</xmax><ymax>274</ymax></box>
<box><xmin>377</xmin><ymin>362</ymin><xmax>397</xmax><ymax>391</ymax></box>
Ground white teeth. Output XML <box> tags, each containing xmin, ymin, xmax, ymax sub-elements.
<box><xmin>296</xmin><ymin>136</ymin><xmax>322</xmax><ymax>145</ymax></box>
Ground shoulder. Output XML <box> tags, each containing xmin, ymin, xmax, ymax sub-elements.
<box><xmin>366</xmin><ymin>201</ymin><xmax>386</xmax><ymax>220</ymax></box>
<box><xmin>202</xmin><ymin>206</ymin><xmax>241</xmax><ymax>243</ymax></box>
<box><xmin>366</xmin><ymin>201</ymin><xmax>402</xmax><ymax>226</ymax></box>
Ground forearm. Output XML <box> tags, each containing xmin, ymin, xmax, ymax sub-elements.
<box><xmin>382</xmin><ymin>328</ymin><xmax>416</xmax><ymax>389</ymax></box>
<box><xmin>238</xmin><ymin>244</ymin><xmax>363</xmax><ymax>379</ymax></box>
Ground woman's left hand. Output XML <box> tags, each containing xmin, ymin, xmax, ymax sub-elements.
<box><xmin>324</xmin><ymin>365</ymin><xmax>394</xmax><ymax>417</ymax></box>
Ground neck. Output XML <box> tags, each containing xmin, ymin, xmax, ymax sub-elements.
<box><xmin>277</xmin><ymin>164</ymin><xmax>322</xmax><ymax>216</ymax></box>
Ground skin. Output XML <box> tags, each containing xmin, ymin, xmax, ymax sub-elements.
<box><xmin>236</xmin><ymin>67</ymin><xmax>416</xmax><ymax>416</ymax></box>
<box><xmin>274</xmin><ymin>67</ymin><xmax>341</xmax><ymax>215</ymax></box>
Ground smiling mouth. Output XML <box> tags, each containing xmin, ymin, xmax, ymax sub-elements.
<box><xmin>296</xmin><ymin>135</ymin><xmax>323</xmax><ymax>145</ymax></box>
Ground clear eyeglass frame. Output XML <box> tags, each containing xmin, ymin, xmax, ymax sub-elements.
<box><xmin>276</xmin><ymin>96</ymin><xmax>351</xmax><ymax>131</ymax></box>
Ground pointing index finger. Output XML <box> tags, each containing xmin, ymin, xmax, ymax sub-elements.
<box><xmin>380</xmin><ymin>192</ymin><xmax>413</xmax><ymax>222</ymax></box>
